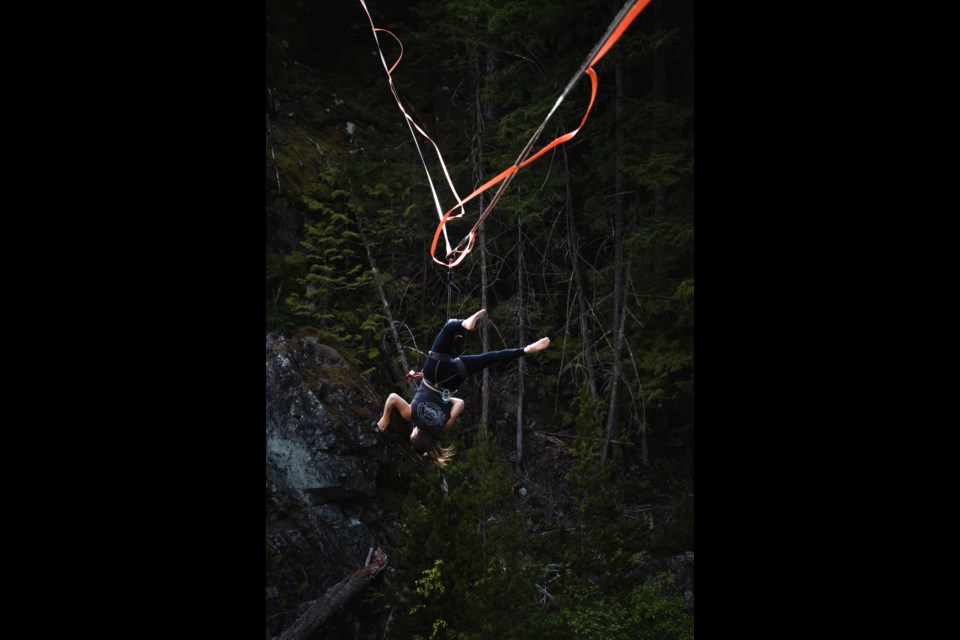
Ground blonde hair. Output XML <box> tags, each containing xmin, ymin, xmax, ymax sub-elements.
<box><xmin>424</xmin><ymin>444</ymin><xmax>456</xmax><ymax>468</ymax></box>
<box><xmin>411</xmin><ymin>430</ymin><xmax>456</xmax><ymax>468</ymax></box>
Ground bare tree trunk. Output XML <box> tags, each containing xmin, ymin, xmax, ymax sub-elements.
<box><xmin>356</xmin><ymin>210</ymin><xmax>417</xmax><ymax>395</ymax></box>
<box><xmin>479</xmin><ymin>227</ymin><xmax>491</xmax><ymax>434</ymax></box>
<box><xmin>273</xmin><ymin>549</ymin><xmax>388</xmax><ymax>640</ymax></box>
<box><xmin>603</xmin><ymin>286</ymin><xmax>628</xmax><ymax>465</ymax></box>
<box><xmin>634</xmin><ymin>2</ymin><xmax>665</xmax><ymax>464</ymax></box>
<box><xmin>602</xmin><ymin>49</ymin><xmax>627</xmax><ymax>466</ymax></box>
<box><xmin>266</xmin><ymin>112</ymin><xmax>282</xmax><ymax>196</ymax></box>
<box><xmin>561</xmin><ymin>143</ymin><xmax>598</xmax><ymax>402</ymax></box>
<box><xmin>516</xmin><ymin>221</ymin><xmax>525</xmax><ymax>464</ymax></box>
<box><xmin>641</xmin><ymin>422</ymin><xmax>649</xmax><ymax>466</ymax></box>
<box><xmin>476</xmin><ymin>49</ymin><xmax>492</xmax><ymax>438</ymax></box>
<box><xmin>653</xmin><ymin>0</ymin><xmax>667</xmax><ymax>220</ymax></box>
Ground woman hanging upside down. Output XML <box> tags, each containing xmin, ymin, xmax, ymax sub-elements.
<box><xmin>377</xmin><ymin>308</ymin><xmax>550</xmax><ymax>467</ymax></box>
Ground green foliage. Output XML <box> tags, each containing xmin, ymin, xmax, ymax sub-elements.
<box><xmin>651</xmin><ymin>493</ymin><xmax>694</xmax><ymax>555</ymax></box>
<box><xmin>266</xmin><ymin>251</ymin><xmax>305</xmax><ymax>333</ymax></box>
<box><xmin>565</xmin><ymin>386</ymin><xmax>616</xmax><ymax>462</ymax></box>
<box><xmin>391</xmin><ymin>434</ymin><xmax>538</xmax><ymax>639</ymax></box>
<box><xmin>409</xmin><ymin>560</ymin><xmax>449</xmax><ymax>639</ymax></box>
<box><xmin>535</xmin><ymin>575</ymin><xmax>693</xmax><ymax>640</ymax></box>
<box><xmin>282</xmin><ymin>165</ymin><xmax>396</xmax><ymax>373</ymax></box>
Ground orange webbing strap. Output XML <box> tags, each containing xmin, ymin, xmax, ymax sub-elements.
<box><xmin>589</xmin><ymin>0</ymin><xmax>653</xmax><ymax>67</ymax></box>
<box><xmin>430</xmin><ymin>68</ymin><xmax>599</xmax><ymax>268</ymax></box>
<box><xmin>430</xmin><ymin>0</ymin><xmax>653</xmax><ymax>268</ymax></box>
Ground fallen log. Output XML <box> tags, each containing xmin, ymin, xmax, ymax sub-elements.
<box><xmin>274</xmin><ymin>548</ymin><xmax>389</xmax><ymax>640</ymax></box>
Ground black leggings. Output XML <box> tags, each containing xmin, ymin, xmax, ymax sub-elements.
<box><xmin>423</xmin><ymin>318</ymin><xmax>525</xmax><ymax>390</ymax></box>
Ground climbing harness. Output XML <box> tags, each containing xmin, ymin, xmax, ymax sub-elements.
<box><xmin>403</xmin><ymin>350</ymin><xmax>465</xmax><ymax>404</ymax></box>
<box><xmin>428</xmin><ymin>350</ymin><xmax>468</xmax><ymax>380</ymax></box>
<box><xmin>427</xmin><ymin>350</ymin><xmax>466</xmax><ymax>404</ymax></box>
<box><xmin>421</xmin><ymin>375</ymin><xmax>454</xmax><ymax>405</ymax></box>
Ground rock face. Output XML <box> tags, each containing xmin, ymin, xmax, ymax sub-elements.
<box><xmin>671</xmin><ymin>551</ymin><xmax>694</xmax><ymax>612</ymax></box>
<box><xmin>266</xmin><ymin>334</ymin><xmax>388</xmax><ymax>638</ymax></box>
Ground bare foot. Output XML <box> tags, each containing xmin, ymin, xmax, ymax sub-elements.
<box><xmin>462</xmin><ymin>308</ymin><xmax>487</xmax><ymax>331</ymax></box>
<box><xmin>524</xmin><ymin>337</ymin><xmax>550</xmax><ymax>353</ymax></box>
<box><xmin>377</xmin><ymin>415</ymin><xmax>390</xmax><ymax>431</ymax></box>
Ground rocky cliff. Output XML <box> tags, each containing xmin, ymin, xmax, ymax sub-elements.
<box><xmin>266</xmin><ymin>334</ymin><xmax>393</xmax><ymax>639</ymax></box>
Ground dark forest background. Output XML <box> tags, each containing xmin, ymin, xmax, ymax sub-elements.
<box><xmin>266</xmin><ymin>0</ymin><xmax>694</xmax><ymax>636</ymax></box>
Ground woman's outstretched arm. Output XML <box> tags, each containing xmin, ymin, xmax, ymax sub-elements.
<box><xmin>377</xmin><ymin>393</ymin><xmax>412</xmax><ymax>431</ymax></box>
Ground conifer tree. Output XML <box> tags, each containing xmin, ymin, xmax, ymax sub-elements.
<box><xmin>391</xmin><ymin>434</ymin><xmax>537</xmax><ymax>639</ymax></box>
